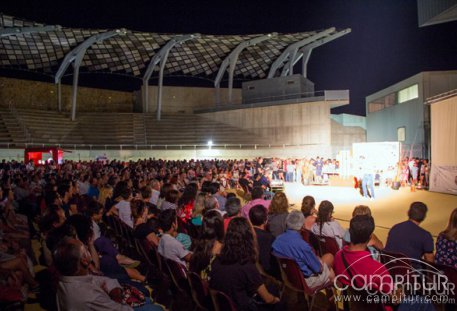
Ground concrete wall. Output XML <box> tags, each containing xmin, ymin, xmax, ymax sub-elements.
<box><xmin>330</xmin><ymin>120</ymin><xmax>366</xmax><ymax>155</ymax></box>
<box><xmin>200</xmin><ymin>100</ymin><xmax>332</xmax><ymax>147</ymax></box>
<box><xmin>242</xmin><ymin>75</ymin><xmax>315</xmax><ymax>104</ymax></box>
<box><xmin>142</xmin><ymin>85</ymin><xmax>241</xmax><ymax>113</ymax></box>
<box><xmin>365</xmin><ymin>71</ymin><xmax>457</xmax><ymax>155</ymax></box>
<box><xmin>0</xmin><ymin>77</ymin><xmax>133</xmax><ymax>112</ymax></box>
<box><xmin>0</xmin><ymin>145</ymin><xmax>331</xmax><ymax>162</ymax></box>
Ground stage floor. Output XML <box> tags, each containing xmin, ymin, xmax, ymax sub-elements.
<box><xmin>283</xmin><ymin>181</ymin><xmax>457</xmax><ymax>244</ymax></box>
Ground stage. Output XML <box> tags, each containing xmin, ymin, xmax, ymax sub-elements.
<box><xmin>283</xmin><ymin>181</ymin><xmax>457</xmax><ymax>244</ymax></box>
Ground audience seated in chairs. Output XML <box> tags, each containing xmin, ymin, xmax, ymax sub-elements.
<box><xmin>241</xmin><ymin>186</ymin><xmax>271</xmax><ymax>219</ymax></box>
<box><xmin>157</xmin><ymin>209</ymin><xmax>192</xmax><ymax>265</ymax></box>
<box><xmin>223</xmin><ymin>196</ymin><xmax>241</xmax><ymax>231</ymax></box>
<box><xmin>53</xmin><ymin>237</ymin><xmax>164</xmax><ymax>310</ymax></box>
<box><xmin>131</xmin><ymin>200</ymin><xmax>160</xmax><ymax>247</ymax></box>
<box><xmin>385</xmin><ymin>202</ymin><xmax>434</xmax><ymax>264</ymax></box>
<box><xmin>334</xmin><ymin>215</ymin><xmax>435</xmax><ymax>311</ymax></box>
<box><xmin>311</xmin><ymin>200</ymin><xmax>346</xmax><ymax>248</ymax></box>
<box><xmin>209</xmin><ymin>217</ymin><xmax>282</xmax><ymax>310</ymax></box>
<box><xmin>272</xmin><ymin>211</ymin><xmax>335</xmax><ymax>289</ymax></box>
<box><xmin>249</xmin><ymin>204</ymin><xmax>280</xmax><ymax>280</ymax></box>
<box><xmin>189</xmin><ymin>209</ymin><xmax>224</xmax><ymax>280</ymax></box>
<box><xmin>267</xmin><ymin>191</ymin><xmax>289</xmax><ymax>237</ymax></box>
<box><xmin>435</xmin><ymin>208</ymin><xmax>457</xmax><ymax>269</ymax></box>
<box><xmin>342</xmin><ymin>205</ymin><xmax>384</xmax><ymax>260</ymax></box>
<box><xmin>301</xmin><ymin>195</ymin><xmax>317</xmax><ymax>231</ymax></box>
<box><xmin>334</xmin><ymin>215</ymin><xmax>393</xmax><ymax>296</ymax></box>
<box><xmin>0</xmin><ymin>158</ymin><xmax>449</xmax><ymax>310</ymax></box>
<box><xmin>191</xmin><ymin>193</ymin><xmax>206</xmax><ymax>227</ymax></box>
<box><xmin>178</xmin><ymin>183</ymin><xmax>198</xmax><ymax>224</ymax></box>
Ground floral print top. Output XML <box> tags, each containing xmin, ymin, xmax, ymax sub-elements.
<box><xmin>435</xmin><ymin>234</ymin><xmax>457</xmax><ymax>269</ymax></box>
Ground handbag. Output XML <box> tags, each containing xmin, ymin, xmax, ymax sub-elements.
<box><xmin>121</xmin><ymin>283</ymin><xmax>146</xmax><ymax>307</ymax></box>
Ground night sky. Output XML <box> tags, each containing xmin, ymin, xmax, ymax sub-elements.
<box><xmin>1</xmin><ymin>0</ymin><xmax>457</xmax><ymax>115</ymax></box>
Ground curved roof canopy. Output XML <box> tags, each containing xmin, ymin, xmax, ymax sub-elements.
<box><xmin>0</xmin><ymin>13</ymin><xmax>350</xmax><ymax>83</ymax></box>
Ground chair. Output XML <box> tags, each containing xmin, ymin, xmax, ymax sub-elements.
<box><xmin>141</xmin><ymin>240</ymin><xmax>163</xmax><ymax>272</ymax></box>
<box><xmin>209</xmin><ymin>288</ymin><xmax>238</xmax><ymax>311</ymax></box>
<box><xmin>314</xmin><ymin>235</ymin><xmax>340</xmax><ymax>257</ymax></box>
<box><xmin>134</xmin><ymin>238</ymin><xmax>153</xmax><ymax>266</ymax></box>
<box><xmin>300</xmin><ymin>229</ymin><xmax>320</xmax><ymax>255</ymax></box>
<box><xmin>187</xmin><ymin>271</ymin><xmax>211</xmax><ymax>311</ymax></box>
<box><xmin>428</xmin><ymin>262</ymin><xmax>457</xmax><ymax>300</ymax></box>
<box><xmin>275</xmin><ymin>255</ymin><xmax>334</xmax><ymax>311</ymax></box>
<box><xmin>343</xmin><ymin>287</ymin><xmax>387</xmax><ymax>311</ymax></box>
<box><xmin>380</xmin><ymin>250</ymin><xmax>413</xmax><ymax>279</ymax></box>
<box><xmin>256</xmin><ymin>261</ymin><xmax>282</xmax><ymax>291</ymax></box>
<box><xmin>165</xmin><ymin>258</ymin><xmax>190</xmax><ymax>294</ymax></box>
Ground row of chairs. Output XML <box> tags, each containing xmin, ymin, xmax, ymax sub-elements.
<box><xmin>104</xmin><ymin>215</ymin><xmax>457</xmax><ymax>310</ymax></box>
<box><xmin>103</xmin><ymin>215</ymin><xmax>348</xmax><ymax>310</ymax></box>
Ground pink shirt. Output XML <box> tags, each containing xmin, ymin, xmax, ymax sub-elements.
<box><xmin>241</xmin><ymin>198</ymin><xmax>271</xmax><ymax>219</ymax></box>
<box><xmin>334</xmin><ymin>246</ymin><xmax>393</xmax><ymax>294</ymax></box>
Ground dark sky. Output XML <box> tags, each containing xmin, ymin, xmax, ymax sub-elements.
<box><xmin>1</xmin><ymin>0</ymin><xmax>457</xmax><ymax>115</ymax></box>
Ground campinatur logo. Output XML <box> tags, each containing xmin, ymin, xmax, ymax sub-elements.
<box><xmin>334</xmin><ymin>253</ymin><xmax>456</xmax><ymax>305</ymax></box>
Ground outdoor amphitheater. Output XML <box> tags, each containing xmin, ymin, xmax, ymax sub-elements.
<box><xmin>0</xmin><ymin>7</ymin><xmax>457</xmax><ymax>311</ymax></box>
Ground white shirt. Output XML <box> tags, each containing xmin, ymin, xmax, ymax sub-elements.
<box><xmin>311</xmin><ymin>220</ymin><xmax>346</xmax><ymax>248</ymax></box>
<box><xmin>115</xmin><ymin>200</ymin><xmax>133</xmax><ymax>228</ymax></box>
<box><xmin>92</xmin><ymin>220</ymin><xmax>101</xmax><ymax>240</ymax></box>
<box><xmin>57</xmin><ymin>275</ymin><xmax>132</xmax><ymax>311</ymax></box>
<box><xmin>78</xmin><ymin>181</ymin><xmax>90</xmax><ymax>195</ymax></box>
<box><xmin>149</xmin><ymin>189</ymin><xmax>160</xmax><ymax>206</ymax></box>
<box><xmin>158</xmin><ymin>233</ymin><xmax>190</xmax><ymax>266</ymax></box>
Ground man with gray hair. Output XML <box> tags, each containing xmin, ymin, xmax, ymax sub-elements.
<box><xmin>54</xmin><ymin>238</ymin><xmax>164</xmax><ymax>310</ymax></box>
<box><xmin>272</xmin><ymin>211</ymin><xmax>335</xmax><ymax>288</ymax></box>
<box><xmin>204</xmin><ymin>195</ymin><xmax>226</xmax><ymax>216</ymax></box>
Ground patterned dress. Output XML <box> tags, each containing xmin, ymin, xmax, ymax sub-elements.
<box><xmin>435</xmin><ymin>234</ymin><xmax>457</xmax><ymax>269</ymax></box>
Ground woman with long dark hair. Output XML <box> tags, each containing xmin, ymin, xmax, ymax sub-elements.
<box><xmin>436</xmin><ymin>208</ymin><xmax>457</xmax><ymax>268</ymax></box>
<box><xmin>311</xmin><ymin>200</ymin><xmax>346</xmax><ymax>248</ymax></box>
<box><xmin>178</xmin><ymin>183</ymin><xmax>198</xmax><ymax>223</ymax></box>
<box><xmin>209</xmin><ymin>217</ymin><xmax>280</xmax><ymax>311</ymax></box>
<box><xmin>301</xmin><ymin>195</ymin><xmax>317</xmax><ymax>230</ymax></box>
<box><xmin>189</xmin><ymin>210</ymin><xmax>224</xmax><ymax>278</ymax></box>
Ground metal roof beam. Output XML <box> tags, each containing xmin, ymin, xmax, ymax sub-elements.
<box><xmin>267</xmin><ymin>28</ymin><xmax>335</xmax><ymax>79</ymax></box>
<box><xmin>281</xmin><ymin>28</ymin><xmax>351</xmax><ymax>77</ymax></box>
<box><xmin>142</xmin><ymin>33</ymin><xmax>200</xmax><ymax>119</ymax></box>
<box><xmin>0</xmin><ymin>25</ymin><xmax>61</xmax><ymax>37</ymax></box>
<box><xmin>54</xmin><ymin>29</ymin><xmax>126</xmax><ymax>120</ymax></box>
<box><xmin>214</xmin><ymin>33</ymin><xmax>276</xmax><ymax>104</ymax></box>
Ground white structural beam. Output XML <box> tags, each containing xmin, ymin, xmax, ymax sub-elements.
<box><xmin>142</xmin><ymin>34</ymin><xmax>200</xmax><ymax>120</ymax></box>
<box><xmin>214</xmin><ymin>33</ymin><xmax>276</xmax><ymax>104</ymax></box>
<box><xmin>281</xmin><ymin>28</ymin><xmax>351</xmax><ymax>77</ymax></box>
<box><xmin>0</xmin><ymin>25</ymin><xmax>61</xmax><ymax>37</ymax></box>
<box><xmin>267</xmin><ymin>28</ymin><xmax>335</xmax><ymax>79</ymax></box>
<box><xmin>54</xmin><ymin>29</ymin><xmax>126</xmax><ymax>120</ymax></box>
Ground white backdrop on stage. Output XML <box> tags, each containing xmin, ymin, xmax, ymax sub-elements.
<box><xmin>430</xmin><ymin>95</ymin><xmax>457</xmax><ymax>195</ymax></box>
<box><xmin>352</xmin><ymin>142</ymin><xmax>400</xmax><ymax>180</ymax></box>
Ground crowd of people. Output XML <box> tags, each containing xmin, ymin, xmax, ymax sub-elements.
<box><xmin>398</xmin><ymin>157</ymin><xmax>431</xmax><ymax>189</ymax></box>
<box><xmin>0</xmin><ymin>157</ymin><xmax>454</xmax><ymax>310</ymax></box>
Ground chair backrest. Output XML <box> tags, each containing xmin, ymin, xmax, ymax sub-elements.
<box><xmin>380</xmin><ymin>250</ymin><xmax>413</xmax><ymax>278</ymax></box>
<box><xmin>275</xmin><ymin>255</ymin><xmax>309</xmax><ymax>294</ymax></box>
<box><xmin>187</xmin><ymin>271</ymin><xmax>210</xmax><ymax>311</ymax></box>
<box><xmin>430</xmin><ymin>262</ymin><xmax>457</xmax><ymax>300</ymax></box>
<box><xmin>105</xmin><ymin>215</ymin><xmax>121</xmax><ymax>236</ymax></box>
<box><xmin>345</xmin><ymin>287</ymin><xmax>387</xmax><ymax>311</ymax></box>
<box><xmin>134</xmin><ymin>238</ymin><xmax>153</xmax><ymax>267</ymax></box>
<box><xmin>315</xmin><ymin>235</ymin><xmax>340</xmax><ymax>257</ymax></box>
<box><xmin>143</xmin><ymin>240</ymin><xmax>163</xmax><ymax>272</ymax></box>
<box><xmin>209</xmin><ymin>288</ymin><xmax>238</xmax><ymax>311</ymax></box>
<box><xmin>165</xmin><ymin>258</ymin><xmax>189</xmax><ymax>293</ymax></box>
<box><xmin>300</xmin><ymin>229</ymin><xmax>320</xmax><ymax>255</ymax></box>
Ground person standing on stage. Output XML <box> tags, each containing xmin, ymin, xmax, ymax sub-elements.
<box><xmin>360</xmin><ymin>156</ymin><xmax>375</xmax><ymax>200</ymax></box>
